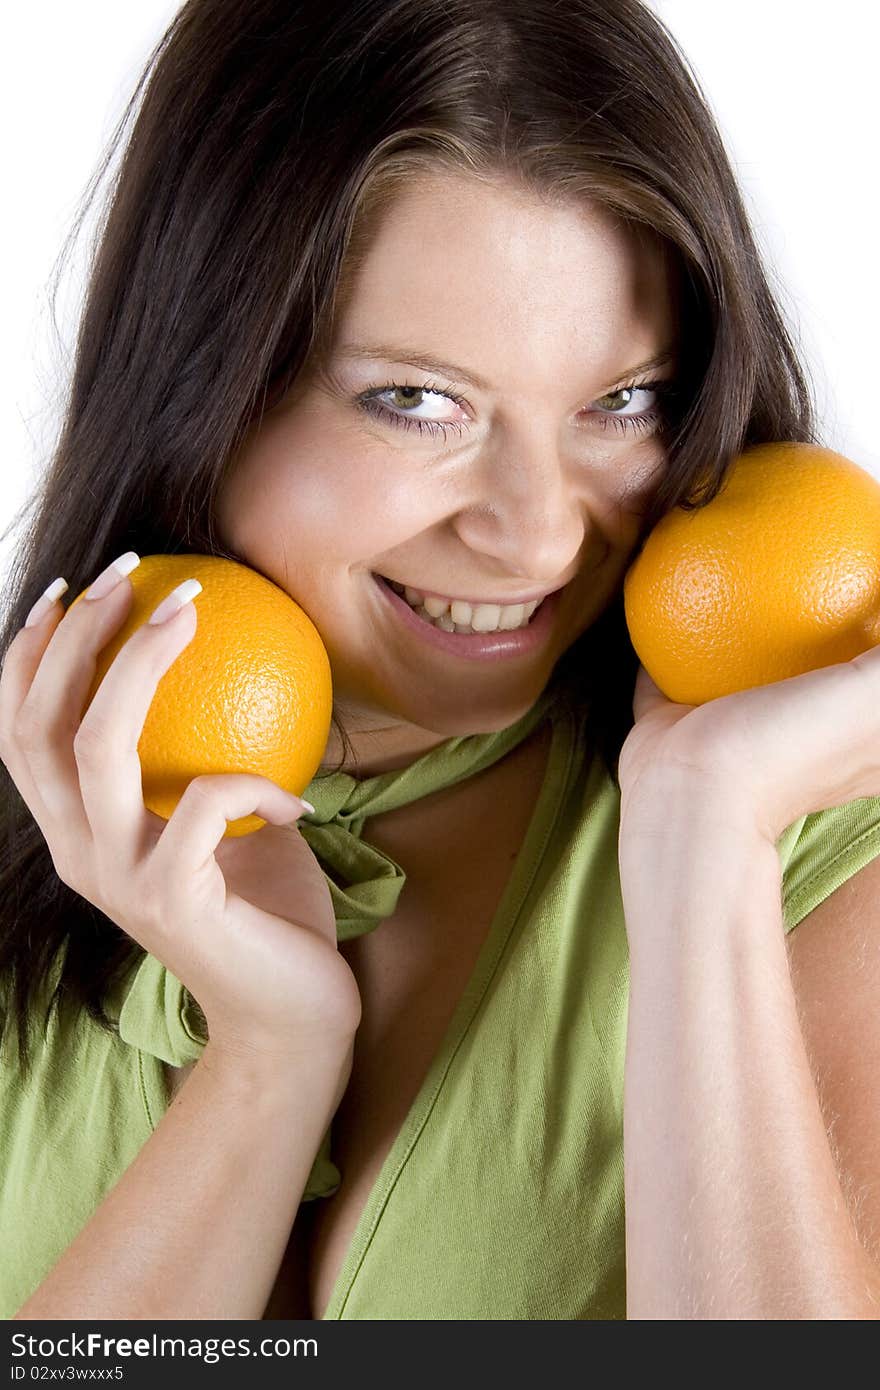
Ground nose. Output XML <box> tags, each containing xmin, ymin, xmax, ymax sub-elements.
<box><xmin>452</xmin><ymin>424</ymin><xmax>587</xmax><ymax>585</ymax></box>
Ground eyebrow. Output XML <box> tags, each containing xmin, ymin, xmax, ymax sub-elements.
<box><xmin>334</xmin><ymin>342</ymin><xmax>678</xmax><ymax>392</ymax></box>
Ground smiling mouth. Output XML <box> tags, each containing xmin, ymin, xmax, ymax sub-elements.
<box><xmin>372</xmin><ymin>572</ymin><xmax>552</xmax><ymax>634</ymax></box>
<box><xmin>377</xmin><ymin>575</ymin><xmax>557</xmax><ymax>607</ymax></box>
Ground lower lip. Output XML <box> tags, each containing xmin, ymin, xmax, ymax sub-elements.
<box><xmin>371</xmin><ymin>574</ymin><xmax>564</xmax><ymax>661</ymax></box>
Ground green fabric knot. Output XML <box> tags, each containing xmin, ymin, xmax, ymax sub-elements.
<box><xmin>297</xmin><ymin>683</ymin><xmax>561</xmax><ymax>941</ymax></box>
<box><xmin>295</xmin><ymin>818</ymin><xmax>406</xmax><ymax>941</ymax></box>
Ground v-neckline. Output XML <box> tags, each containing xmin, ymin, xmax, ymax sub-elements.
<box><xmin>319</xmin><ymin>695</ymin><xmax>577</xmax><ymax>1319</ymax></box>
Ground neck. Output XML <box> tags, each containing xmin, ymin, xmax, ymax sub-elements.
<box><xmin>320</xmin><ymin>719</ymin><xmax>453</xmax><ymax>778</ymax></box>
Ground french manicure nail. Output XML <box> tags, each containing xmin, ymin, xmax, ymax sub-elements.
<box><xmin>84</xmin><ymin>551</ymin><xmax>141</xmax><ymax>601</ymax></box>
<box><xmin>148</xmin><ymin>579</ymin><xmax>203</xmax><ymax>625</ymax></box>
<box><xmin>24</xmin><ymin>577</ymin><xmax>69</xmax><ymax>629</ymax></box>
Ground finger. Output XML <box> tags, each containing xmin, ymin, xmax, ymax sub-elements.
<box><xmin>849</xmin><ymin>638</ymin><xmax>880</xmax><ymax>678</ymax></box>
<box><xmin>74</xmin><ymin>584</ymin><xmax>200</xmax><ymax>858</ymax></box>
<box><xmin>632</xmin><ymin>663</ymin><xmax>670</xmax><ymax>723</ymax></box>
<box><xmin>11</xmin><ymin>562</ymin><xmax>146</xmax><ymax>839</ymax></box>
<box><xmin>148</xmin><ymin>773</ymin><xmax>308</xmax><ymax>884</ymax></box>
<box><xmin>0</xmin><ymin>583</ymin><xmax>70</xmax><ymax>834</ymax></box>
<box><xmin>720</xmin><ymin>658</ymin><xmax>876</xmax><ymax>836</ymax></box>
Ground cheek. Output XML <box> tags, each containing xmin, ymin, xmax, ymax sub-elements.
<box><xmin>613</xmin><ymin>442</ymin><xmax>669</xmax><ymax>519</ymax></box>
<box><xmin>213</xmin><ymin>465</ymin><xmax>248</xmax><ymax>552</ymax></box>
<box><xmin>254</xmin><ymin>461</ymin><xmax>420</xmax><ymax>576</ymax></box>
<box><xmin>240</xmin><ymin>454</ymin><xmax>351</xmax><ymax>553</ymax></box>
<box><xmin>298</xmin><ymin>446</ymin><xmax>433</xmax><ymax>551</ymax></box>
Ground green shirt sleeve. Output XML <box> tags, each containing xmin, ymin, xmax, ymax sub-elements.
<box><xmin>777</xmin><ymin>794</ymin><xmax>880</xmax><ymax>933</ymax></box>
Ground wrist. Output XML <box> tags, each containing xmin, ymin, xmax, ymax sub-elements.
<box><xmin>200</xmin><ymin>1033</ymin><xmax>355</xmax><ymax>1105</ymax></box>
<box><xmin>619</xmin><ymin>761</ymin><xmax>769</xmax><ymax>851</ymax></box>
<box><xmin>618</xmin><ymin>771</ymin><xmax>783</xmax><ymax>963</ymax></box>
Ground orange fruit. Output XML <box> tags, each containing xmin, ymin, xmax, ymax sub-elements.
<box><xmin>623</xmin><ymin>442</ymin><xmax>880</xmax><ymax>705</ymax></box>
<box><xmin>70</xmin><ymin>554</ymin><xmax>333</xmax><ymax>837</ymax></box>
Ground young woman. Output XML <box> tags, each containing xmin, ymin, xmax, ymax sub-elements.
<box><xmin>1</xmin><ymin>0</ymin><xmax>879</xmax><ymax>1320</ymax></box>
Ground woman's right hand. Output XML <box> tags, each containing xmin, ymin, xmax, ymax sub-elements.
<box><xmin>0</xmin><ymin>559</ymin><xmax>361</xmax><ymax>1069</ymax></box>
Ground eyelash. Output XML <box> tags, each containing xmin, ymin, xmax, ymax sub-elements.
<box><xmin>356</xmin><ymin>377</ymin><xmax>679</xmax><ymax>442</ymax></box>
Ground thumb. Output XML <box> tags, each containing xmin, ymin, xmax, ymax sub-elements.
<box><xmin>632</xmin><ymin>663</ymin><xmax>671</xmax><ymax>723</ymax></box>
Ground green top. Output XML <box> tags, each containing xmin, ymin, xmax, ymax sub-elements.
<box><xmin>3</xmin><ymin>677</ymin><xmax>880</xmax><ymax>1320</ymax></box>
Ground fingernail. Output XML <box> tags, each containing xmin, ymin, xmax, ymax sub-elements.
<box><xmin>300</xmin><ymin>798</ymin><xmax>315</xmax><ymax>815</ymax></box>
<box><xmin>24</xmin><ymin>576</ymin><xmax>69</xmax><ymax>629</ymax></box>
<box><xmin>84</xmin><ymin>551</ymin><xmax>141</xmax><ymax>601</ymax></box>
<box><xmin>148</xmin><ymin>578</ymin><xmax>203</xmax><ymax>625</ymax></box>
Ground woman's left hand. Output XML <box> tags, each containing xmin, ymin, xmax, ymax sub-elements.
<box><xmin>617</xmin><ymin>645</ymin><xmax>880</xmax><ymax>844</ymax></box>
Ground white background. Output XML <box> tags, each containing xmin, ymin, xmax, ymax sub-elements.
<box><xmin>3</xmin><ymin>1</ymin><xmax>878</xmax><ymax>585</ymax></box>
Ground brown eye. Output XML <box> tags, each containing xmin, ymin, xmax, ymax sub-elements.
<box><xmin>594</xmin><ymin>386</ymin><xmax>650</xmax><ymax>414</ymax></box>
<box><xmin>585</xmin><ymin>380</ymin><xmax>677</xmax><ymax>438</ymax></box>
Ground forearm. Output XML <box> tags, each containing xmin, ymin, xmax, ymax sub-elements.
<box><xmin>619</xmin><ymin>790</ymin><xmax>880</xmax><ymax>1319</ymax></box>
<box><xmin>13</xmin><ymin>1039</ymin><xmax>352</xmax><ymax>1321</ymax></box>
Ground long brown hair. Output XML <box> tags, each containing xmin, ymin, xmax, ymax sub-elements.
<box><xmin>0</xmin><ymin>0</ymin><xmax>818</xmax><ymax>1072</ymax></box>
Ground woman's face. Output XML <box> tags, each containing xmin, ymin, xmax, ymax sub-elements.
<box><xmin>215</xmin><ymin>172</ymin><xmax>679</xmax><ymax>774</ymax></box>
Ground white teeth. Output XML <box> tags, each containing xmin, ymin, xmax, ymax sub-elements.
<box><xmin>423</xmin><ymin>595</ymin><xmax>449</xmax><ymax>618</ymax></box>
<box><xmin>449</xmin><ymin>599</ymin><xmax>495</xmax><ymax>631</ymax></box>
<box><xmin>450</xmin><ymin>597</ymin><xmax>539</xmax><ymax>631</ymax></box>
<box><xmin>412</xmin><ymin>600</ymin><xmax>537</xmax><ymax>633</ymax></box>
<box><xmin>499</xmin><ymin>603</ymin><xmax>533</xmax><ymax>630</ymax></box>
